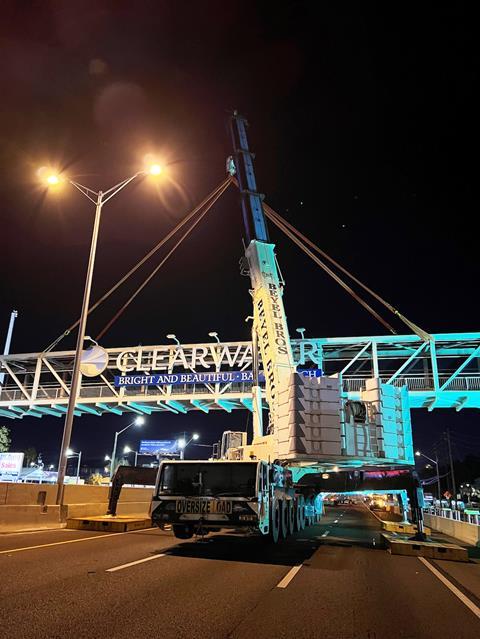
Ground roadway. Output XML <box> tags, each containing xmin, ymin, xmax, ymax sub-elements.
<box><xmin>0</xmin><ymin>504</ymin><xmax>479</xmax><ymax>638</ymax></box>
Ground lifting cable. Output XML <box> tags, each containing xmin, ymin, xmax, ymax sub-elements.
<box><xmin>95</xmin><ymin>178</ymin><xmax>233</xmax><ymax>340</ymax></box>
<box><xmin>263</xmin><ymin>203</ymin><xmax>432</xmax><ymax>341</ymax></box>
<box><xmin>265</xmin><ymin>208</ymin><xmax>397</xmax><ymax>335</ymax></box>
<box><xmin>42</xmin><ymin>176</ymin><xmax>234</xmax><ymax>353</ymax></box>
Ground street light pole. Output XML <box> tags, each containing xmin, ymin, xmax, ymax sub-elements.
<box><xmin>0</xmin><ymin>309</ymin><xmax>18</xmax><ymax>386</ymax></box>
<box><xmin>53</xmin><ymin>170</ymin><xmax>152</xmax><ymax>506</ymax></box>
<box><xmin>177</xmin><ymin>433</ymin><xmax>199</xmax><ymax>460</ymax></box>
<box><xmin>110</xmin><ymin>430</ymin><xmax>120</xmax><ymax>480</ymax></box>
<box><xmin>76</xmin><ymin>451</ymin><xmax>82</xmax><ymax>485</ymax></box>
<box><xmin>110</xmin><ymin>416</ymin><xmax>145</xmax><ymax>479</ymax></box>
<box><xmin>415</xmin><ymin>450</ymin><xmax>441</xmax><ymax>502</ymax></box>
<box><xmin>56</xmin><ymin>192</ymin><xmax>103</xmax><ymax>505</ymax></box>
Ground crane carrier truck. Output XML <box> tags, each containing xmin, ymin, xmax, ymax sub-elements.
<box><xmin>150</xmin><ymin>113</ymin><xmax>422</xmax><ymax>542</ymax></box>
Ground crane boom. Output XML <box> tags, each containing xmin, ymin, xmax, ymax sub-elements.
<box><xmin>229</xmin><ymin>112</ymin><xmax>295</xmax><ymax>452</ymax></box>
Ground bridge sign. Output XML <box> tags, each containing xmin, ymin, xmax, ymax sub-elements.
<box><xmin>114</xmin><ymin>368</ymin><xmax>323</xmax><ymax>387</ymax></box>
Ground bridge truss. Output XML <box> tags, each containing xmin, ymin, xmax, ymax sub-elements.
<box><xmin>0</xmin><ymin>332</ymin><xmax>479</xmax><ymax>420</ymax></box>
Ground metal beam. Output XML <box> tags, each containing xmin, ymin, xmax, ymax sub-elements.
<box><xmin>97</xmin><ymin>403</ymin><xmax>123</xmax><ymax>415</ymax></box>
<box><xmin>439</xmin><ymin>345</ymin><xmax>480</xmax><ymax>391</ymax></box>
<box><xmin>190</xmin><ymin>399</ymin><xmax>209</xmax><ymax>413</ymax></box>
<box><xmin>385</xmin><ymin>341</ymin><xmax>428</xmax><ymax>384</ymax></box>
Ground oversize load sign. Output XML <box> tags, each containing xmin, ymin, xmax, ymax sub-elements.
<box><xmin>114</xmin><ymin>369</ymin><xmax>322</xmax><ymax>387</ymax></box>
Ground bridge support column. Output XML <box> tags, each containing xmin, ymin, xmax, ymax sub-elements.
<box><xmin>407</xmin><ymin>472</ymin><xmax>427</xmax><ymax>541</ymax></box>
<box><xmin>398</xmin><ymin>489</ymin><xmax>410</xmax><ymax>524</ymax></box>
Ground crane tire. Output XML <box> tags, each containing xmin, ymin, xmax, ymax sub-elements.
<box><xmin>269</xmin><ymin>497</ymin><xmax>281</xmax><ymax>543</ymax></box>
<box><xmin>287</xmin><ymin>499</ymin><xmax>295</xmax><ymax>535</ymax></box>
<box><xmin>280</xmin><ymin>498</ymin><xmax>288</xmax><ymax>539</ymax></box>
<box><xmin>297</xmin><ymin>495</ymin><xmax>306</xmax><ymax>531</ymax></box>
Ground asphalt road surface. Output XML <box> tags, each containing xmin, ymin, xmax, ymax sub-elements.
<box><xmin>1</xmin><ymin>504</ymin><xmax>479</xmax><ymax>639</ymax></box>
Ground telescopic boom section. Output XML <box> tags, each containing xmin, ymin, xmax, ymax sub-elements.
<box><xmin>230</xmin><ymin>112</ymin><xmax>295</xmax><ymax>443</ymax></box>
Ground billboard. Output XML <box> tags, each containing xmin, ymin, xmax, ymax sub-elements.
<box><xmin>0</xmin><ymin>452</ymin><xmax>24</xmax><ymax>482</ymax></box>
<box><xmin>139</xmin><ymin>440</ymin><xmax>179</xmax><ymax>455</ymax></box>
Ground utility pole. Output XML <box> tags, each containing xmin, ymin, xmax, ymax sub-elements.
<box><xmin>445</xmin><ymin>428</ymin><xmax>457</xmax><ymax>505</ymax></box>
<box><xmin>435</xmin><ymin>449</ymin><xmax>441</xmax><ymax>503</ymax></box>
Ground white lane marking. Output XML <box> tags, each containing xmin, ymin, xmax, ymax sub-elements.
<box><xmin>321</xmin><ymin>530</ymin><xmax>330</xmax><ymax>538</ymax></box>
<box><xmin>276</xmin><ymin>564</ymin><xmax>303</xmax><ymax>589</ymax></box>
<box><xmin>0</xmin><ymin>529</ymin><xmax>69</xmax><ymax>538</ymax></box>
<box><xmin>0</xmin><ymin>528</ymin><xmax>154</xmax><ymax>555</ymax></box>
<box><xmin>106</xmin><ymin>553</ymin><xmax>165</xmax><ymax>573</ymax></box>
<box><xmin>334</xmin><ymin>519</ymin><xmax>339</xmax><ymax>523</ymax></box>
<box><xmin>418</xmin><ymin>557</ymin><xmax>480</xmax><ymax>620</ymax></box>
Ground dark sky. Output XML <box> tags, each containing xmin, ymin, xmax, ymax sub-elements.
<box><xmin>1</xmin><ymin>2</ymin><xmax>479</xmax><ymax>469</ymax></box>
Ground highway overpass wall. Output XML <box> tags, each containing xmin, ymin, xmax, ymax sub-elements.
<box><xmin>424</xmin><ymin>513</ymin><xmax>480</xmax><ymax>546</ymax></box>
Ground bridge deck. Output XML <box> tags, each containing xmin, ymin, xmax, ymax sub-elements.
<box><xmin>1</xmin><ymin>333</ymin><xmax>479</xmax><ymax>419</ymax></box>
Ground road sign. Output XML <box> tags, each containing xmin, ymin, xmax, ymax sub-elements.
<box><xmin>139</xmin><ymin>440</ymin><xmax>179</xmax><ymax>455</ymax></box>
<box><xmin>0</xmin><ymin>452</ymin><xmax>24</xmax><ymax>482</ymax></box>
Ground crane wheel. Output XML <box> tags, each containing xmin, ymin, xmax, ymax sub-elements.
<box><xmin>287</xmin><ymin>499</ymin><xmax>295</xmax><ymax>535</ymax></box>
<box><xmin>269</xmin><ymin>497</ymin><xmax>281</xmax><ymax>543</ymax></box>
<box><xmin>172</xmin><ymin>524</ymin><xmax>194</xmax><ymax>539</ymax></box>
<box><xmin>296</xmin><ymin>495</ymin><xmax>306</xmax><ymax>531</ymax></box>
<box><xmin>298</xmin><ymin>495</ymin><xmax>306</xmax><ymax>530</ymax></box>
<box><xmin>280</xmin><ymin>498</ymin><xmax>288</xmax><ymax>539</ymax></box>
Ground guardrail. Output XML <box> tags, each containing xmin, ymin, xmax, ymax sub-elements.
<box><xmin>424</xmin><ymin>506</ymin><xmax>480</xmax><ymax>526</ymax></box>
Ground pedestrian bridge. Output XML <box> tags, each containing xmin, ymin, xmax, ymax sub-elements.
<box><xmin>0</xmin><ymin>332</ymin><xmax>479</xmax><ymax>419</ymax></box>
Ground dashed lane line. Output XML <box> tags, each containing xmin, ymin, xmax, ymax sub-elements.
<box><xmin>418</xmin><ymin>557</ymin><xmax>480</xmax><ymax>620</ymax></box>
<box><xmin>0</xmin><ymin>528</ymin><xmax>155</xmax><ymax>555</ymax></box>
<box><xmin>106</xmin><ymin>553</ymin><xmax>166</xmax><ymax>572</ymax></box>
<box><xmin>321</xmin><ymin>530</ymin><xmax>330</xmax><ymax>538</ymax></box>
<box><xmin>276</xmin><ymin>564</ymin><xmax>303</xmax><ymax>589</ymax></box>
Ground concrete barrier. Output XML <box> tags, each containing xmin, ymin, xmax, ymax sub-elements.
<box><xmin>0</xmin><ymin>505</ymin><xmax>62</xmax><ymax>532</ymax></box>
<box><xmin>0</xmin><ymin>483</ymin><xmax>57</xmax><ymax>505</ymax></box>
<box><xmin>0</xmin><ymin>482</ymin><xmax>154</xmax><ymax>531</ymax></box>
<box><xmin>424</xmin><ymin>513</ymin><xmax>480</xmax><ymax>546</ymax></box>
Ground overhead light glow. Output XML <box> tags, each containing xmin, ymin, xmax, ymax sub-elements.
<box><xmin>149</xmin><ymin>163</ymin><xmax>162</xmax><ymax>175</ymax></box>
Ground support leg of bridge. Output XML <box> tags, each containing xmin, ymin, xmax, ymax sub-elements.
<box><xmin>398</xmin><ymin>489</ymin><xmax>410</xmax><ymax>524</ymax></box>
<box><xmin>407</xmin><ymin>473</ymin><xmax>428</xmax><ymax>541</ymax></box>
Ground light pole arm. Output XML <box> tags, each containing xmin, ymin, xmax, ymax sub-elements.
<box><xmin>101</xmin><ymin>172</ymin><xmax>144</xmax><ymax>204</ymax></box>
<box><xmin>419</xmin><ymin>452</ymin><xmax>437</xmax><ymax>466</ymax></box>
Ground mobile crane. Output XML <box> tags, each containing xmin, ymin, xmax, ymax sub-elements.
<box><xmin>151</xmin><ymin>113</ymin><xmax>424</xmax><ymax>542</ymax></box>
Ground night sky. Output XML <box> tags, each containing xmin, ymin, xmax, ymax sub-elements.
<box><xmin>1</xmin><ymin>2</ymin><xmax>479</xmax><ymax>470</ymax></box>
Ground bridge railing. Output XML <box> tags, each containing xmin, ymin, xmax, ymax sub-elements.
<box><xmin>424</xmin><ymin>506</ymin><xmax>480</xmax><ymax>526</ymax></box>
<box><xmin>3</xmin><ymin>375</ymin><xmax>480</xmax><ymax>404</ymax></box>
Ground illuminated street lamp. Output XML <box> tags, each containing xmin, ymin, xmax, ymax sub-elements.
<box><xmin>415</xmin><ymin>450</ymin><xmax>441</xmax><ymax>501</ymax></box>
<box><xmin>208</xmin><ymin>331</ymin><xmax>220</xmax><ymax>343</ymax></box>
<box><xmin>42</xmin><ymin>166</ymin><xmax>161</xmax><ymax>506</ymax></box>
<box><xmin>177</xmin><ymin>433</ymin><xmax>200</xmax><ymax>460</ymax></box>
<box><xmin>166</xmin><ymin>333</ymin><xmax>180</xmax><ymax>346</ymax></box>
<box><xmin>149</xmin><ymin>163</ymin><xmax>162</xmax><ymax>175</ymax></box>
<box><xmin>110</xmin><ymin>417</ymin><xmax>145</xmax><ymax>479</ymax></box>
